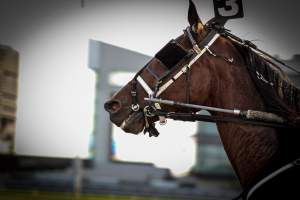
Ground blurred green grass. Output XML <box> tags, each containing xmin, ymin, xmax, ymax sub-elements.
<box><xmin>0</xmin><ymin>190</ymin><xmax>175</xmax><ymax>200</ymax></box>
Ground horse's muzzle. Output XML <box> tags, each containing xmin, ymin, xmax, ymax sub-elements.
<box><xmin>104</xmin><ymin>99</ymin><xmax>122</xmax><ymax>114</ymax></box>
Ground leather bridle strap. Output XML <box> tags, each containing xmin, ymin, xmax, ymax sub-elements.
<box><xmin>186</xmin><ymin>26</ymin><xmax>202</xmax><ymax>54</ymax></box>
<box><xmin>156</xmin><ymin>31</ymin><xmax>220</xmax><ymax>96</ymax></box>
<box><xmin>137</xmin><ymin>76</ymin><xmax>154</xmax><ymax>97</ymax></box>
<box><xmin>151</xmin><ymin>109</ymin><xmax>295</xmax><ymax>129</ymax></box>
<box><xmin>130</xmin><ymin>78</ymin><xmax>140</xmax><ymax>111</ymax></box>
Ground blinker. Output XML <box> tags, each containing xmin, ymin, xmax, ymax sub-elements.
<box><xmin>155</xmin><ymin>40</ymin><xmax>188</xmax><ymax>69</ymax></box>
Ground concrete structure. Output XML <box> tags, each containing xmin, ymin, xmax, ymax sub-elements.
<box><xmin>0</xmin><ymin>45</ymin><xmax>18</xmax><ymax>154</ymax></box>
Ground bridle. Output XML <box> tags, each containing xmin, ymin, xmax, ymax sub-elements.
<box><xmin>129</xmin><ymin>21</ymin><xmax>226</xmax><ymax>137</ymax></box>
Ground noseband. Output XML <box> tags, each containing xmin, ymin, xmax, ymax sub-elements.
<box><xmin>129</xmin><ymin>23</ymin><xmax>224</xmax><ymax>137</ymax></box>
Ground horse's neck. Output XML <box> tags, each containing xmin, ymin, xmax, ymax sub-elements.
<box><xmin>209</xmin><ymin>59</ymin><xmax>281</xmax><ymax>189</ymax></box>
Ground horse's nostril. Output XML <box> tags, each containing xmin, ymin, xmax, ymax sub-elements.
<box><xmin>104</xmin><ymin>100</ymin><xmax>122</xmax><ymax>113</ymax></box>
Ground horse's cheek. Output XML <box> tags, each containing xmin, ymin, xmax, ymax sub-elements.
<box><xmin>191</xmin><ymin>69</ymin><xmax>211</xmax><ymax>103</ymax></box>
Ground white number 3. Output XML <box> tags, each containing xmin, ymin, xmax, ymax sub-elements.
<box><xmin>218</xmin><ymin>0</ymin><xmax>239</xmax><ymax>17</ymax></box>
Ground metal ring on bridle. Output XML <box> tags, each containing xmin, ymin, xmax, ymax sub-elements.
<box><xmin>144</xmin><ymin>106</ymin><xmax>156</xmax><ymax>117</ymax></box>
<box><xmin>131</xmin><ymin>104</ymin><xmax>140</xmax><ymax>112</ymax></box>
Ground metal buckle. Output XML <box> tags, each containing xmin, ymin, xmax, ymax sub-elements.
<box><xmin>131</xmin><ymin>91</ymin><xmax>137</xmax><ymax>96</ymax></box>
<box><xmin>294</xmin><ymin>158</ymin><xmax>300</xmax><ymax>166</ymax></box>
<box><xmin>153</xmin><ymin>103</ymin><xmax>167</xmax><ymax>125</ymax></box>
<box><xmin>159</xmin><ymin>116</ymin><xmax>167</xmax><ymax>125</ymax></box>
<box><xmin>193</xmin><ymin>45</ymin><xmax>202</xmax><ymax>54</ymax></box>
<box><xmin>144</xmin><ymin>106</ymin><xmax>155</xmax><ymax>117</ymax></box>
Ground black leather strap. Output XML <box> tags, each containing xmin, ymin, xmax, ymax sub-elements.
<box><xmin>131</xmin><ymin>78</ymin><xmax>138</xmax><ymax>106</ymax></box>
<box><xmin>198</xmin><ymin>29</ymin><xmax>219</xmax><ymax>49</ymax></box>
<box><xmin>153</xmin><ymin>110</ymin><xmax>297</xmax><ymax>129</ymax></box>
<box><xmin>185</xmin><ymin>27</ymin><xmax>198</xmax><ymax>47</ymax></box>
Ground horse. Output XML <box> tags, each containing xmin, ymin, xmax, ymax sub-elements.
<box><xmin>104</xmin><ymin>1</ymin><xmax>300</xmax><ymax>199</ymax></box>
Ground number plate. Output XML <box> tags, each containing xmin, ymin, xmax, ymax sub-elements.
<box><xmin>213</xmin><ymin>0</ymin><xmax>244</xmax><ymax>19</ymax></box>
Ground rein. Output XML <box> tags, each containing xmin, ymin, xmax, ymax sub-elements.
<box><xmin>144</xmin><ymin>98</ymin><xmax>298</xmax><ymax>130</ymax></box>
<box><xmin>210</xmin><ymin>23</ymin><xmax>300</xmax><ymax>75</ymax></box>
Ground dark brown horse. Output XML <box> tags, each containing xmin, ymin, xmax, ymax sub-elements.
<box><xmin>104</xmin><ymin>1</ymin><xmax>300</xmax><ymax>199</ymax></box>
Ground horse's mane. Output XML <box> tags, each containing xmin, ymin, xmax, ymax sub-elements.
<box><xmin>232</xmin><ymin>42</ymin><xmax>300</xmax><ymax>124</ymax></box>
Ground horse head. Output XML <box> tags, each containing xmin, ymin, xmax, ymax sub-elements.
<box><xmin>104</xmin><ymin>0</ymin><xmax>214</xmax><ymax>135</ymax></box>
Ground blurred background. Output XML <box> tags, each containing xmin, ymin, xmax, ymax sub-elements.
<box><xmin>0</xmin><ymin>0</ymin><xmax>299</xmax><ymax>199</ymax></box>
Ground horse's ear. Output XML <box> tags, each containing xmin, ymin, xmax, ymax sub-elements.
<box><xmin>188</xmin><ymin>0</ymin><xmax>203</xmax><ymax>32</ymax></box>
